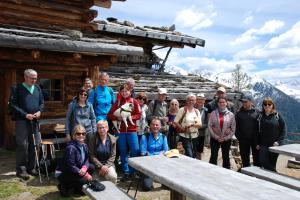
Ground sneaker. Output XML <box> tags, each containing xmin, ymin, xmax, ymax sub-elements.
<box><xmin>16</xmin><ymin>171</ymin><xmax>30</xmax><ymax>180</ymax></box>
<box><xmin>27</xmin><ymin>169</ymin><xmax>39</xmax><ymax>176</ymax></box>
<box><xmin>57</xmin><ymin>184</ymin><xmax>70</xmax><ymax>197</ymax></box>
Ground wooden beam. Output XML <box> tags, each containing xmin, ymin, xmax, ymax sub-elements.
<box><xmin>93</xmin><ymin>0</ymin><xmax>112</xmax><ymax>8</ymax></box>
<box><xmin>88</xmin><ymin>65</ymin><xmax>100</xmax><ymax>86</ymax></box>
<box><xmin>3</xmin><ymin>69</ymin><xmax>16</xmax><ymax>149</ymax></box>
<box><xmin>0</xmin><ymin>48</ymin><xmax>112</xmax><ymax>67</ymax></box>
<box><xmin>4</xmin><ymin>0</ymin><xmax>86</xmax><ymax>14</ymax></box>
<box><xmin>0</xmin><ymin>9</ymin><xmax>97</xmax><ymax>31</ymax></box>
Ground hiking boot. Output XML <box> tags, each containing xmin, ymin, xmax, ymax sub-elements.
<box><xmin>16</xmin><ymin>171</ymin><xmax>30</xmax><ymax>180</ymax></box>
<box><xmin>120</xmin><ymin>173</ymin><xmax>131</xmax><ymax>182</ymax></box>
<box><xmin>57</xmin><ymin>184</ymin><xmax>70</xmax><ymax>197</ymax></box>
<box><xmin>27</xmin><ymin>169</ymin><xmax>39</xmax><ymax>176</ymax></box>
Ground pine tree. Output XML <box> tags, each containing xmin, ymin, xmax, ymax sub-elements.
<box><xmin>230</xmin><ymin>64</ymin><xmax>252</xmax><ymax>92</ymax></box>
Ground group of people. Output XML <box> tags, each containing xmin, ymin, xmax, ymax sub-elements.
<box><xmin>11</xmin><ymin>69</ymin><xmax>287</xmax><ymax>197</ymax></box>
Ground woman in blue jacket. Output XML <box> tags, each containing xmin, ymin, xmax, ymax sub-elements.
<box><xmin>140</xmin><ymin>118</ymin><xmax>169</xmax><ymax>191</ymax></box>
<box><xmin>57</xmin><ymin>125</ymin><xmax>94</xmax><ymax>197</ymax></box>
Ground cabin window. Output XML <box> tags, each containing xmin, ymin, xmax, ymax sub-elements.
<box><xmin>39</xmin><ymin>78</ymin><xmax>62</xmax><ymax>101</ymax></box>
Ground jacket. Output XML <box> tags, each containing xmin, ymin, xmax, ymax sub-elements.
<box><xmin>140</xmin><ymin>132</ymin><xmax>169</xmax><ymax>156</ymax></box>
<box><xmin>65</xmin><ymin>99</ymin><xmax>96</xmax><ymax>135</ymax></box>
<box><xmin>258</xmin><ymin>112</ymin><xmax>286</xmax><ymax>146</ymax></box>
<box><xmin>59</xmin><ymin>140</ymin><xmax>89</xmax><ymax>174</ymax></box>
<box><xmin>11</xmin><ymin>83</ymin><xmax>44</xmax><ymax>120</ymax></box>
<box><xmin>208</xmin><ymin>108</ymin><xmax>236</xmax><ymax>141</ymax></box>
<box><xmin>108</xmin><ymin>95</ymin><xmax>141</xmax><ymax>133</ymax></box>
<box><xmin>235</xmin><ymin>107</ymin><xmax>259</xmax><ymax>141</ymax></box>
<box><xmin>88</xmin><ymin>133</ymin><xmax>117</xmax><ymax>169</ymax></box>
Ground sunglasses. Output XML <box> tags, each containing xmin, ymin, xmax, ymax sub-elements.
<box><xmin>263</xmin><ymin>103</ymin><xmax>273</xmax><ymax>106</ymax></box>
<box><xmin>80</xmin><ymin>92</ymin><xmax>88</xmax><ymax>97</ymax></box>
<box><xmin>138</xmin><ymin>96</ymin><xmax>146</xmax><ymax>101</ymax></box>
<box><xmin>75</xmin><ymin>132</ymin><xmax>86</xmax><ymax>136</ymax></box>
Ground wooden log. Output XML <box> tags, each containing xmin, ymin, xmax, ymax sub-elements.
<box><xmin>0</xmin><ymin>61</ymin><xmax>89</xmax><ymax>72</ymax></box>
<box><xmin>93</xmin><ymin>0</ymin><xmax>112</xmax><ymax>8</ymax></box>
<box><xmin>0</xmin><ymin>9</ymin><xmax>97</xmax><ymax>31</ymax></box>
<box><xmin>4</xmin><ymin>0</ymin><xmax>86</xmax><ymax>14</ymax></box>
<box><xmin>0</xmin><ymin>48</ymin><xmax>111</xmax><ymax>67</ymax></box>
<box><xmin>31</xmin><ymin>50</ymin><xmax>40</xmax><ymax>59</ymax></box>
<box><xmin>0</xmin><ymin>2</ymin><xmax>84</xmax><ymax>21</ymax></box>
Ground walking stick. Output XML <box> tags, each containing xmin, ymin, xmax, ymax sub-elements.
<box><xmin>31</xmin><ymin>120</ymin><xmax>42</xmax><ymax>183</ymax></box>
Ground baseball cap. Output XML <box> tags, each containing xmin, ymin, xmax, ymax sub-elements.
<box><xmin>164</xmin><ymin>149</ymin><xmax>180</xmax><ymax>158</ymax></box>
<box><xmin>217</xmin><ymin>87</ymin><xmax>226</xmax><ymax>93</ymax></box>
<box><xmin>196</xmin><ymin>93</ymin><xmax>206</xmax><ymax>99</ymax></box>
<box><xmin>158</xmin><ymin>88</ymin><xmax>168</xmax><ymax>94</ymax></box>
<box><xmin>240</xmin><ymin>95</ymin><xmax>253</xmax><ymax>102</ymax></box>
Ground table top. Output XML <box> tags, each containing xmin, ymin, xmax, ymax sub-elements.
<box><xmin>269</xmin><ymin>144</ymin><xmax>300</xmax><ymax>158</ymax></box>
<box><xmin>129</xmin><ymin>155</ymin><xmax>300</xmax><ymax>200</ymax></box>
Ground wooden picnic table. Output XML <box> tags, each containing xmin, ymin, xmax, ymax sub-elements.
<box><xmin>129</xmin><ymin>154</ymin><xmax>300</xmax><ymax>200</ymax></box>
<box><xmin>269</xmin><ymin>144</ymin><xmax>300</xmax><ymax>159</ymax></box>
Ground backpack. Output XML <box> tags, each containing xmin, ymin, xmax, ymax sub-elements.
<box><xmin>8</xmin><ymin>84</ymin><xmax>20</xmax><ymax>121</ymax></box>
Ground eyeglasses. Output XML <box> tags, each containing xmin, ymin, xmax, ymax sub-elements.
<box><xmin>263</xmin><ymin>103</ymin><xmax>273</xmax><ymax>106</ymax></box>
<box><xmin>75</xmin><ymin>132</ymin><xmax>86</xmax><ymax>136</ymax></box>
<box><xmin>80</xmin><ymin>92</ymin><xmax>88</xmax><ymax>97</ymax></box>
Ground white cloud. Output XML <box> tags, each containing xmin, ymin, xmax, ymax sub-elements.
<box><xmin>243</xmin><ymin>16</ymin><xmax>253</xmax><ymax>25</ymax></box>
<box><xmin>174</xmin><ymin>5</ymin><xmax>217</xmax><ymax>30</ymax></box>
<box><xmin>235</xmin><ymin>20</ymin><xmax>300</xmax><ymax>65</ymax></box>
<box><xmin>231</xmin><ymin>19</ymin><xmax>284</xmax><ymax>45</ymax></box>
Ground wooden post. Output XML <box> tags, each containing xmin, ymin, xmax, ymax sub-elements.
<box><xmin>170</xmin><ymin>190</ymin><xmax>186</xmax><ymax>200</ymax></box>
<box><xmin>3</xmin><ymin>69</ymin><xmax>17</xmax><ymax>149</ymax></box>
<box><xmin>88</xmin><ymin>65</ymin><xmax>100</xmax><ymax>87</ymax></box>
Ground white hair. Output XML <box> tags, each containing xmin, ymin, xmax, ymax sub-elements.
<box><xmin>99</xmin><ymin>72</ymin><xmax>109</xmax><ymax>78</ymax></box>
<box><xmin>24</xmin><ymin>69</ymin><xmax>37</xmax><ymax>76</ymax></box>
<box><xmin>186</xmin><ymin>93</ymin><xmax>196</xmax><ymax>100</ymax></box>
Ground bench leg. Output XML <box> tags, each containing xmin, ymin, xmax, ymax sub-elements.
<box><xmin>170</xmin><ymin>190</ymin><xmax>186</xmax><ymax>200</ymax></box>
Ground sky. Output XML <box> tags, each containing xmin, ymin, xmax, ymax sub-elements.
<box><xmin>95</xmin><ymin>0</ymin><xmax>300</xmax><ymax>87</ymax></box>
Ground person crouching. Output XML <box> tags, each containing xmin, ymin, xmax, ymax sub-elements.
<box><xmin>56</xmin><ymin>125</ymin><xmax>94</xmax><ymax>197</ymax></box>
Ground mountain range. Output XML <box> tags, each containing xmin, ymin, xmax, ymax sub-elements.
<box><xmin>165</xmin><ymin>66</ymin><xmax>300</xmax><ymax>132</ymax></box>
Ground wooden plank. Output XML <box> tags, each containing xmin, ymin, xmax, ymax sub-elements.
<box><xmin>83</xmin><ymin>181</ymin><xmax>133</xmax><ymax>200</ymax></box>
<box><xmin>241</xmin><ymin>166</ymin><xmax>300</xmax><ymax>191</ymax></box>
<box><xmin>269</xmin><ymin>144</ymin><xmax>300</xmax><ymax>158</ymax></box>
<box><xmin>129</xmin><ymin>155</ymin><xmax>300</xmax><ymax>200</ymax></box>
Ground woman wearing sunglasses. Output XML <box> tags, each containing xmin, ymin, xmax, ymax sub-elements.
<box><xmin>57</xmin><ymin>125</ymin><xmax>94</xmax><ymax>197</ymax></box>
<box><xmin>256</xmin><ymin>97</ymin><xmax>286</xmax><ymax>171</ymax></box>
<box><xmin>65</xmin><ymin>87</ymin><xmax>97</xmax><ymax>142</ymax></box>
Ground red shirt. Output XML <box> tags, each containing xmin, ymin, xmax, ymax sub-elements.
<box><xmin>219</xmin><ymin>112</ymin><xmax>224</xmax><ymax>131</ymax></box>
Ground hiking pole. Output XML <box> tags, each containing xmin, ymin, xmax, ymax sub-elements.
<box><xmin>31</xmin><ymin>120</ymin><xmax>42</xmax><ymax>183</ymax></box>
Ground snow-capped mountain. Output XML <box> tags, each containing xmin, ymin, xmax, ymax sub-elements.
<box><xmin>273</xmin><ymin>80</ymin><xmax>300</xmax><ymax>102</ymax></box>
<box><xmin>165</xmin><ymin>66</ymin><xmax>300</xmax><ymax>132</ymax></box>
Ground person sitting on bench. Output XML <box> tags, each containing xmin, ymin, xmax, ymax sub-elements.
<box><xmin>88</xmin><ymin>120</ymin><xmax>118</xmax><ymax>184</ymax></box>
<box><xmin>140</xmin><ymin>118</ymin><xmax>169</xmax><ymax>191</ymax></box>
<box><xmin>56</xmin><ymin>125</ymin><xmax>94</xmax><ymax>197</ymax></box>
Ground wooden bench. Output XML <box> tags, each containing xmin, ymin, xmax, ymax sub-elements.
<box><xmin>82</xmin><ymin>181</ymin><xmax>133</xmax><ymax>200</ymax></box>
<box><xmin>241</xmin><ymin>166</ymin><xmax>300</xmax><ymax>191</ymax></box>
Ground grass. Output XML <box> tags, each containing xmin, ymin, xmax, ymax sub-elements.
<box><xmin>0</xmin><ymin>181</ymin><xmax>23</xmax><ymax>199</ymax></box>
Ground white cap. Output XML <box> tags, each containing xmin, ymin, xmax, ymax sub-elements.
<box><xmin>158</xmin><ymin>88</ymin><xmax>168</xmax><ymax>94</ymax></box>
<box><xmin>196</xmin><ymin>93</ymin><xmax>206</xmax><ymax>99</ymax></box>
<box><xmin>217</xmin><ymin>87</ymin><xmax>226</xmax><ymax>93</ymax></box>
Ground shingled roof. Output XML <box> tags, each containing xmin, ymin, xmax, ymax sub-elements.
<box><xmin>106</xmin><ymin>71</ymin><xmax>241</xmax><ymax>102</ymax></box>
<box><xmin>95</xmin><ymin>19</ymin><xmax>205</xmax><ymax>48</ymax></box>
<box><xmin>0</xmin><ymin>27</ymin><xmax>143</xmax><ymax>56</ymax></box>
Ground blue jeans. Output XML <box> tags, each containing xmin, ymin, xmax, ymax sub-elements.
<box><xmin>117</xmin><ymin>132</ymin><xmax>139</xmax><ymax>174</ymax></box>
<box><xmin>179</xmin><ymin>136</ymin><xmax>199</xmax><ymax>158</ymax></box>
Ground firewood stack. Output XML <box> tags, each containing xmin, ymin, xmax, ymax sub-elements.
<box><xmin>0</xmin><ymin>0</ymin><xmax>121</xmax><ymax>31</ymax></box>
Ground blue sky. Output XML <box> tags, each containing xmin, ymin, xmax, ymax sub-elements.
<box><xmin>95</xmin><ymin>0</ymin><xmax>300</xmax><ymax>85</ymax></box>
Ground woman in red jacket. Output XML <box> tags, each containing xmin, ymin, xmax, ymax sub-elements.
<box><xmin>108</xmin><ymin>84</ymin><xmax>141</xmax><ymax>181</ymax></box>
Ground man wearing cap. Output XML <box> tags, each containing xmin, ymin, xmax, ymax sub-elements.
<box><xmin>235</xmin><ymin>95</ymin><xmax>260</xmax><ymax>167</ymax></box>
<box><xmin>195</xmin><ymin>93</ymin><xmax>208</xmax><ymax>160</ymax></box>
<box><xmin>207</xmin><ymin>86</ymin><xmax>234</xmax><ymax>114</ymax></box>
<box><xmin>146</xmin><ymin>88</ymin><xmax>169</xmax><ymax>135</ymax></box>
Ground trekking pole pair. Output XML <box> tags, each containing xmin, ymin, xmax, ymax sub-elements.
<box><xmin>31</xmin><ymin>120</ymin><xmax>43</xmax><ymax>183</ymax></box>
